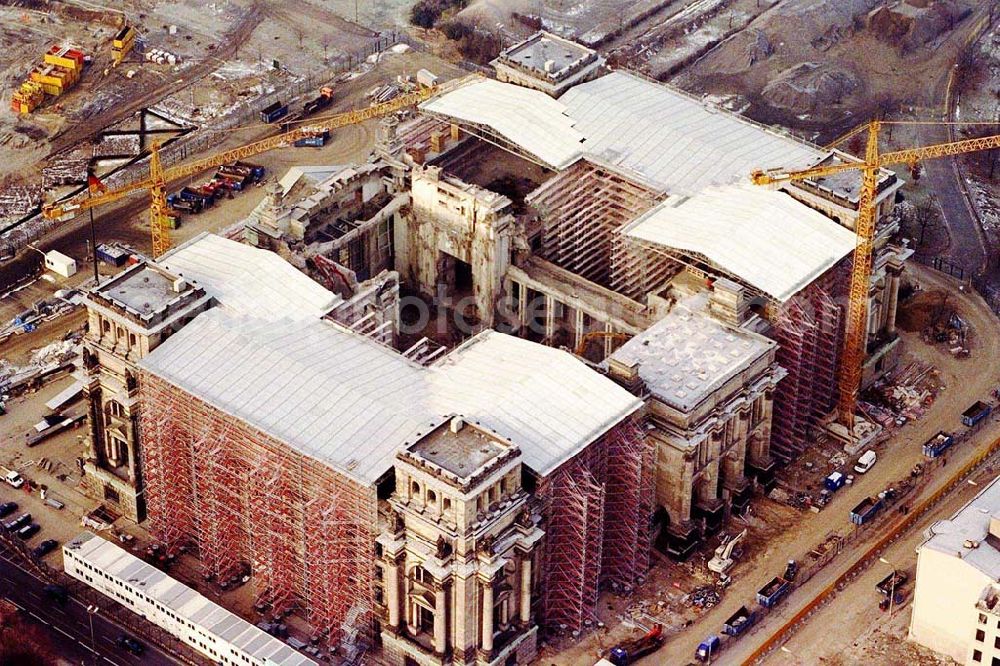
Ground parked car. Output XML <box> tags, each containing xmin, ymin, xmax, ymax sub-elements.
<box><xmin>16</xmin><ymin>523</ymin><xmax>40</xmax><ymax>539</ymax></box>
<box><xmin>32</xmin><ymin>539</ymin><xmax>57</xmax><ymax>557</ymax></box>
<box><xmin>854</xmin><ymin>449</ymin><xmax>877</xmax><ymax>474</ymax></box>
<box><xmin>42</xmin><ymin>584</ymin><xmax>68</xmax><ymax>606</ymax></box>
<box><xmin>115</xmin><ymin>635</ymin><xmax>144</xmax><ymax>656</ymax></box>
<box><xmin>0</xmin><ymin>502</ymin><xmax>18</xmax><ymax>518</ymax></box>
<box><xmin>4</xmin><ymin>512</ymin><xmax>30</xmax><ymax>532</ymax></box>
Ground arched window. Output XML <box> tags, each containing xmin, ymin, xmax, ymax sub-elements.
<box><xmin>427</xmin><ymin>489</ymin><xmax>437</xmax><ymax>505</ymax></box>
<box><xmin>411</xmin><ymin>480</ymin><xmax>421</xmax><ymax>498</ymax></box>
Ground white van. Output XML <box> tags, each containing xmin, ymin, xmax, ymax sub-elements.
<box><xmin>854</xmin><ymin>450</ymin><xmax>877</xmax><ymax>474</ymax></box>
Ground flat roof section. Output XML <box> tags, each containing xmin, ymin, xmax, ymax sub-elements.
<box><xmin>921</xmin><ymin>475</ymin><xmax>1000</xmax><ymax>580</ymax></box>
<box><xmin>96</xmin><ymin>264</ymin><xmax>185</xmax><ymax>315</ymax></box>
<box><xmin>607</xmin><ymin>294</ymin><xmax>777</xmax><ymax>412</ymax></box>
<box><xmin>409</xmin><ymin>419</ymin><xmax>510</xmax><ymax>479</ymax></box>
<box><xmin>500</xmin><ymin>32</ymin><xmax>594</xmax><ymax>79</ymax></box>
<box><xmin>64</xmin><ymin>532</ymin><xmax>317</xmax><ymax>666</ymax></box>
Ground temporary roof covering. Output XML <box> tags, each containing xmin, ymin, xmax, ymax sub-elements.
<box><xmin>419</xmin><ymin>77</ymin><xmax>584</xmax><ymax>169</ymax></box>
<box><xmin>421</xmin><ymin>71</ymin><xmax>827</xmax><ymax>194</ymax></box>
<box><xmin>65</xmin><ymin>532</ymin><xmax>316</xmax><ymax>666</ymax></box>
<box><xmin>563</xmin><ymin>72</ymin><xmax>825</xmax><ymax>195</ymax></box>
<box><xmin>622</xmin><ymin>184</ymin><xmax>857</xmax><ymax>302</ymax></box>
<box><xmin>140</xmin><ymin>311</ymin><xmax>640</xmax><ymax>485</ymax></box>
<box><xmin>158</xmin><ymin>233</ymin><xmax>340</xmax><ymax>321</ymax></box>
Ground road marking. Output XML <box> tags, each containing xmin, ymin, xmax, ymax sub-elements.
<box><xmin>6</xmin><ymin>599</ymin><xmax>23</xmax><ymax>610</ymax></box>
<box><xmin>77</xmin><ymin>639</ymin><xmax>97</xmax><ymax>653</ymax></box>
<box><xmin>27</xmin><ymin>611</ymin><xmax>49</xmax><ymax>625</ymax></box>
<box><xmin>103</xmin><ymin>657</ymin><xmax>120</xmax><ymax>666</ymax></box>
<box><xmin>53</xmin><ymin>625</ymin><xmax>73</xmax><ymax>639</ymax></box>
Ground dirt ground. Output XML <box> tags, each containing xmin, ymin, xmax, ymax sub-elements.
<box><xmin>550</xmin><ymin>264</ymin><xmax>1000</xmax><ymax>665</ymax></box>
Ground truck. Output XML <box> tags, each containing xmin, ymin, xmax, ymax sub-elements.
<box><xmin>259</xmin><ymin>100</ymin><xmax>288</xmax><ymax>123</ymax></box>
<box><xmin>3</xmin><ymin>468</ymin><xmax>24</xmax><ymax>489</ymax></box>
<box><xmin>708</xmin><ymin>528</ymin><xmax>746</xmax><ymax>574</ymax></box>
<box><xmin>604</xmin><ymin>624</ymin><xmax>664</xmax><ymax>665</ymax></box>
<box><xmin>876</xmin><ymin>570</ymin><xmax>909</xmax><ymax>596</ymax></box>
<box><xmin>722</xmin><ymin>605</ymin><xmax>758</xmax><ymax>637</ymax></box>
<box><xmin>922</xmin><ymin>431</ymin><xmax>954</xmax><ymax>458</ymax></box>
<box><xmin>169</xmin><ymin>198</ymin><xmax>202</xmax><ymax>215</ymax></box>
<box><xmin>695</xmin><ymin>635</ymin><xmax>721</xmax><ymax>662</ymax></box>
<box><xmin>963</xmin><ymin>401</ymin><xmax>992</xmax><ymax>427</ymax></box>
<box><xmin>302</xmin><ymin>86</ymin><xmax>334</xmax><ymax>115</ymax></box>
<box><xmin>756</xmin><ymin>576</ymin><xmax>791</xmax><ymax>608</ymax></box>
<box><xmin>850</xmin><ymin>496</ymin><xmax>883</xmax><ymax>526</ymax></box>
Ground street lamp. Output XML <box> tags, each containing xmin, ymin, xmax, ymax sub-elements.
<box><xmin>86</xmin><ymin>604</ymin><xmax>99</xmax><ymax>665</ymax></box>
<box><xmin>879</xmin><ymin>557</ymin><xmax>897</xmax><ymax>619</ymax></box>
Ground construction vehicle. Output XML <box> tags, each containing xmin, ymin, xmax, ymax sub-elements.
<box><xmin>601</xmin><ymin>624</ymin><xmax>664</xmax><ymax>665</ymax></box>
<box><xmin>708</xmin><ymin>528</ymin><xmax>746</xmax><ymax>574</ymax></box>
<box><xmin>752</xmin><ymin>121</ymin><xmax>1000</xmax><ymax>433</ymax></box>
<box><xmin>303</xmin><ymin>87</ymin><xmax>335</xmax><ymax>115</ymax></box>
<box><xmin>876</xmin><ymin>569</ymin><xmax>909</xmax><ymax>596</ymax></box>
<box><xmin>112</xmin><ymin>25</ymin><xmax>136</xmax><ymax>65</ymax></box>
<box><xmin>695</xmin><ymin>635</ymin><xmax>720</xmax><ymax>662</ymax></box>
<box><xmin>42</xmin><ymin>83</ymin><xmax>443</xmax><ymax>258</ymax></box>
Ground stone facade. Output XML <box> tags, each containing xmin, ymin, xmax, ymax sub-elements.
<box><xmin>377</xmin><ymin>418</ymin><xmax>543</xmax><ymax>665</ymax></box>
<box><xmin>81</xmin><ymin>262</ymin><xmax>211</xmax><ymax>522</ymax></box>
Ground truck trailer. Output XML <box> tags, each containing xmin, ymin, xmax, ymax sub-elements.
<box><xmin>963</xmin><ymin>401</ymin><xmax>992</xmax><ymax>427</ymax></box>
<box><xmin>922</xmin><ymin>431</ymin><xmax>954</xmax><ymax>458</ymax></box>
<box><xmin>756</xmin><ymin>577</ymin><xmax>791</xmax><ymax>608</ymax></box>
<box><xmin>850</xmin><ymin>496</ymin><xmax>884</xmax><ymax>525</ymax></box>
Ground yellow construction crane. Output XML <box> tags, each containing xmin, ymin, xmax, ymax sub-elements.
<box><xmin>43</xmin><ymin>85</ymin><xmax>440</xmax><ymax>257</ymax></box>
<box><xmin>752</xmin><ymin>120</ymin><xmax>1000</xmax><ymax>430</ymax></box>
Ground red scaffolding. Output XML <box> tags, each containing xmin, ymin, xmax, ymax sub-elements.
<box><xmin>537</xmin><ymin>419</ymin><xmax>654</xmax><ymax>633</ymax></box>
<box><xmin>138</xmin><ymin>371</ymin><xmax>376</xmax><ymax>645</ymax></box>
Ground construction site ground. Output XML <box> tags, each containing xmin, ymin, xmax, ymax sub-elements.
<box><xmin>546</xmin><ymin>264</ymin><xmax>1000</xmax><ymax>665</ymax></box>
<box><xmin>0</xmin><ymin>47</ymin><xmax>464</xmax><ymax>289</ymax></box>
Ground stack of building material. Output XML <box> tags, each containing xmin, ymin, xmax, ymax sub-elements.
<box><xmin>11</xmin><ymin>45</ymin><xmax>86</xmax><ymax>113</ymax></box>
<box><xmin>10</xmin><ymin>81</ymin><xmax>45</xmax><ymax>114</ymax></box>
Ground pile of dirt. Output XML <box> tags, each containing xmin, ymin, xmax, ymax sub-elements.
<box><xmin>762</xmin><ymin>62</ymin><xmax>861</xmax><ymax>111</ymax></box>
<box><xmin>709</xmin><ymin>28</ymin><xmax>774</xmax><ymax>75</ymax></box>
<box><xmin>896</xmin><ymin>289</ymin><xmax>953</xmax><ymax>333</ymax></box>
<box><xmin>868</xmin><ymin>0</ymin><xmax>972</xmax><ymax>52</ymax></box>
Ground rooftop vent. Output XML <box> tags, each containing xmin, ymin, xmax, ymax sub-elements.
<box><xmin>965</xmin><ymin>539</ymin><xmax>981</xmax><ymax>549</ymax></box>
<box><xmin>450</xmin><ymin>416</ymin><xmax>465</xmax><ymax>434</ymax></box>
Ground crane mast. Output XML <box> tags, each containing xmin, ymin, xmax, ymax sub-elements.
<box><xmin>752</xmin><ymin>120</ymin><xmax>1000</xmax><ymax>431</ymax></box>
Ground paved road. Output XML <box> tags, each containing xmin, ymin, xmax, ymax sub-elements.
<box><xmin>0</xmin><ymin>551</ymin><xmax>179</xmax><ymax>666</ymax></box>
<box><xmin>919</xmin><ymin>119</ymin><xmax>988</xmax><ymax>276</ymax></box>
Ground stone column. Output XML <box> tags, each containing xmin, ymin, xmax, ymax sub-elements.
<box><xmin>519</xmin><ymin>557</ymin><xmax>532</xmax><ymax>624</ymax></box>
<box><xmin>434</xmin><ymin>583</ymin><xmax>447</xmax><ymax>654</ymax></box>
<box><xmin>544</xmin><ymin>295</ymin><xmax>556</xmax><ymax>341</ymax></box>
<box><xmin>481</xmin><ymin>576</ymin><xmax>494</xmax><ymax>653</ymax></box>
<box><xmin>886</xmin><ymin>268</ymin><xmax>901</xmax><ymax>335</ymax></box>
<box><xmin>518</xmin><ymin>282</ymin><xmax>528</xmax><ymax>333</ymax></box>
<box><xmin>574</xmin><ymin>309</ymin><xmax>585</xmax><ymax>352</ymax></box>
<box><xmin>386</xmin><ymin>559</ymin><xmax>401</xmax><ymax>630</ymax></box>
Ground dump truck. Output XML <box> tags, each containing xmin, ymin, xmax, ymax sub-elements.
<box><xmin>876</xmin><ymin>570</ymin><xmax>909</xmax><ymax>596</ymax></box>
<box><xmin>923</xmin><ymin>431</ymin><xmax>954</xmax><ymax>458</ymax></box>
<box><xmin>756</xmin><ymin>576</ymin><xmax>790</xmax><ymax>608</ymax></box>
<box><xmin>722</xmin><ymin>605</ymin><xmax>757</xmax><ymax>637</ymax></box>
<box><xmin>850</xmin><ymin>496</ymin><xmax>883</xmax><ymax>526</ymax></box>
<box><xmin>963</xmin><ymin>401</ymin><xmax>992</xmax><ymax>427</ymax></box>
<box><xmin>259</xmin><ymin>100</ymin><xmax>288</xmax><ymax>123</ymax></box>
<box><xmin>303</xmin><ymin>86</ymin><xmax>334</xmax><ymax>115</ymax></box>
<box><xmin>603</xmin><ymin>624</ymin><xmax>664</xmax><ymax>665</ymax></box>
